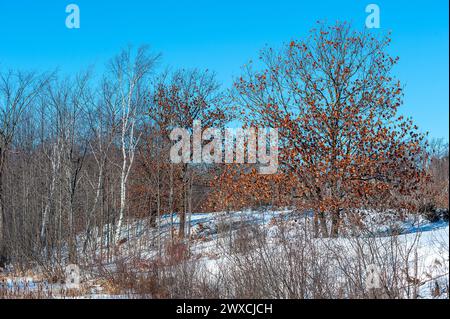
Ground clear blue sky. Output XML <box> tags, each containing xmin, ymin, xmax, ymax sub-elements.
<box><xmin>0</xmin><ymin>0</ymin><xmax>448</xmax><ymax>140</ymax></box>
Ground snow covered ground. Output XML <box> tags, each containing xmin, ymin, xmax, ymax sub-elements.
<box><xmin>1</xmin><ymin>209</ymin><xmax>448</xmax><ymax>299</ymax></box>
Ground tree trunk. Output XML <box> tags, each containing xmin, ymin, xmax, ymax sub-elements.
<box><xmin>330</xmin><ymin>209</ymin><xmax>341</xmax><ymax>238</ymax></box>
<box><xmin>178</xmin><ymin>164</ymin><xmax>188</xmax><ymax>239</ymax></box>
<box><xmin>313</xmin><ymin>210</ymin><xmax>319</xmax><ymax>237</ymax></box>
<box><xmin>169</xmin><ymin>163</ymin><xmax>174</xmax><ymax>242</ymax></box>
<box><xmin>116</xmin><ymin>156</ymin><xmax>127</xmax><ymax>243</ymax></box>
<box><xmin>318</xmin><ymin>211</ymin><xmax>329</xmax><ymax>238</ymax></box>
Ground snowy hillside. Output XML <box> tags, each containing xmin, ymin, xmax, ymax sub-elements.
<box><xmin>1</xmin><ymin>209</ymin><xmax>448</xmax><ymax>299</ymax></box>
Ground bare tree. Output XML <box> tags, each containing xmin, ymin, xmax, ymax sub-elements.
<box><xmin>0</xmin><ymin>70</ymin><xmax>51</xmax><ymax>263</ymax></box>
<box><xmin>102</xmin><ymin>46</ymin><xmax>160</xmax><ymax>244</ymax></box>
<box><xmin>149</xmin><ymin>69</ymin><xmax>229</xmax><ymax>239</ymax></box>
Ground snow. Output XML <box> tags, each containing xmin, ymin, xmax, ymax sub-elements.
<box><xmin>1</xmin><ymin>208</ymin><xmax>448</xmax><ymax>299</ymax></box>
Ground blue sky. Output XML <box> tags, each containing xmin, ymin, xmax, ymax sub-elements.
<box><xmin>0</xmin><ymin>0</ymin><xmax>448</xmax><ymax>140</ymax></box>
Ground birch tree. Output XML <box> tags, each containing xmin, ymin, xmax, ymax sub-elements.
<box><xmin>103</xmin><ymin>46</ymin><xmax>159</xmax><ymax>243</ymax></box>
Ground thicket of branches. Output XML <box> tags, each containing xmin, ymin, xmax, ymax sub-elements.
<box><xmin>0</xmin><ymin>23</ymin><xmax>448</xmax><ymax>274</ymax></box>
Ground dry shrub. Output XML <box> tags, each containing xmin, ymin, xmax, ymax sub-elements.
<box><xmin>163</xmin><ymin>242</ymin><xmax>189</xmax><ymax>266</ymax></box>
<box><xmin>210</xmin><ymin>219</ymin><xmax>436</xmax><ymax>299</ymax></box>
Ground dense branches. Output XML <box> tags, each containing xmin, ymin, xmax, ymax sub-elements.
<box><xmin>0</xmin><ymin>23</ymin><xmax>446</xmax><ymax>272</ymax></box>
<box><xmin>233</xmin><ymin>22</ymin><xmax>427</xmax><ymax>237</ymax></box>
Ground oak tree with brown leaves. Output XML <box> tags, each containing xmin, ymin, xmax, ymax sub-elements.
<box><xmin>234</xmin><ymin>22</ymin><xmax>425</xmax><ymax>237</ymax></box>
